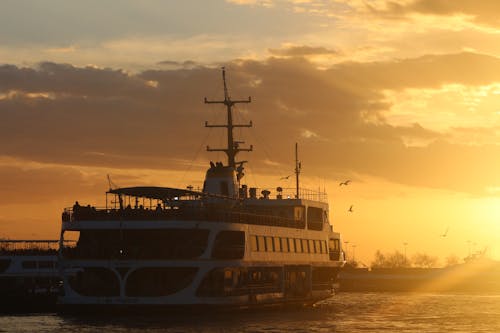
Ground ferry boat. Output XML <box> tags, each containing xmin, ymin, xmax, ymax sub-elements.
<box><xmin>58</xmin><ymin>69</ymin><xmax>345</xmax><ymax>312</ymax></box>
<box><xmin>0</xmin><ymin>240</ymin><xmax>60</xmax><ymax>312</ymax></box>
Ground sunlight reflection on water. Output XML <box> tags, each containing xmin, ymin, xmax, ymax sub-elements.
<box><xmin>1</xmin><ymin>293</ymin><xmax>500</xmax><ymax>333</ymax></box>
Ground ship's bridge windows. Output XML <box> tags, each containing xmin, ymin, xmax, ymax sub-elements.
<box><xmin>211</xmin><ymin>231</ymin><xmax>245</xmax><ymax>260</ymax></box>
<box><xmin>307</xmin><ymin>207</ymin><xmax>324</xmax><ymax>231</ymax></box>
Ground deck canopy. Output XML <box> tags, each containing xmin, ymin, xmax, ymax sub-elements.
<box><xmin>108</xmin><ymin>186</ymin><xmax>203</xmax><ymax>201</ymax></box>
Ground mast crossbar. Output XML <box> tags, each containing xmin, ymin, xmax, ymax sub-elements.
<box><xmin>204</xmin><ymin>67</ymin><xmax>253</xmax><ymax>171</ymax></box>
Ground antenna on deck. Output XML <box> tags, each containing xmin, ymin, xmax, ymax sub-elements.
<box><xmin>295</xmin><ymin>142</ymin><xmax>301</xmax><ymax>199</ymax></box>
<box><xmin>107</xmin><ymin>174</ymin><xmax>119</xmax><ymax>191</ymax></box>
<box><xmin>204</xmin><ymin>67</ymin><xmax>253</xmax><ymax>181</ymax></box>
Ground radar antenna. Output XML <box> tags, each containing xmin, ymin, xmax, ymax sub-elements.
<box><xmin>204</xmin><ymin>67</ymin><xmax>253</xmax><ymax>181</ymax></box>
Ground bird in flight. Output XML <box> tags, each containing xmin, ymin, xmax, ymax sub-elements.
<box><xmin>348</xmin><ymin>205</ymin><xmax>354</xmax><ymax>213</ymax></box>
<box><xmin>339</xmin><ymin>180</ymin><xmax>351</xmax><ymax>186</ymax></box>
<box><xmin>440</xmin><ymin>227</ymin><xmax>449</xmax><ymax>238</ymax></box>
<box><xmin>280</xmin><ymin>174</ymin><xmax>293</xmax><ymax>180</ymax></box>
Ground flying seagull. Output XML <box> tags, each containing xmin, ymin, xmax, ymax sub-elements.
<box><xmin>280</xmin><ymin>174</ymin><xmax>293</xmax><ymax>180</ymax></box>
<box><xmin>348</xmin><ymin>205</ymin><xmax>354</xmax><ymax>213</ymax></box>
<box><xmin>339</xmin><ymin>180</ymin><xmax>351</xmax><ymax>186</ymax></box>
<box><xmin>440</xmin><ymin>226</ymin><xmax>449</xmax><ymax>238</ymax></box>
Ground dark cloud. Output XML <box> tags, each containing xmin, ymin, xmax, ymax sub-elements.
<box><xmin>369</xmin><ymin>0</ymin><xmax>500</xmax><ymax>27</ymax></box>
<box><xmin>1</xmin><ymin>53</ymin><xmax>499</xmax><ymax>195</ymax></box>
<box><xmin>268</xmin><ymin>46</ymin><xmax>339</xmax><ymax>57</ymax></box>
<box><xmin>0</xmin><ymin>62</ymin><xmax>155</xmax><ymax>98</ymax></box>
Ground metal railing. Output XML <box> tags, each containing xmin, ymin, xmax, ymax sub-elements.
<box><xmin>0</xmin><ymin>240</ymin><xmax>72</xmax><ymax>255</ymax></box>
<box><xmin>62</xmin><ymin>206</ymin><xmax>307</xmax><ymax>229</ymax></box>
<box><xmin>244</xmin><ymin>187</ymin><xmax>328</xmax><ymax>203</ymax></box>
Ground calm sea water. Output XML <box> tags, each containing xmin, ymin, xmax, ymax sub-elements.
<box><xmin>1</xmin><ymin>293</ymin><xmax>500</xmax><ymax>332</ymax></box>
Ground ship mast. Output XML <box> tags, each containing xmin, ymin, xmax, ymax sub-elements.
<box><xmin>204</xmin><ymin>67</ymin><xmax>253</xmax><ymax>180</ymax></box>
<box><xmin>295</xmin><ymin>142</ymin><xmax>301</xmax><ymax>199</ymax></box>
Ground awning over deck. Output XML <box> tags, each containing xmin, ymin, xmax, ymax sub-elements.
<box><xmin>107</xmin><ymin>186</ymin><xmax>202</xmax><ymax>200</ymax></box>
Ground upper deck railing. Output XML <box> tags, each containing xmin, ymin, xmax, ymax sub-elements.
<box><xmin>249</xmin><ymin>187</ymin><xmax>328</xmax><ymax>203</ymax></box>
<box><xmin>62</xmin><ymin>206</ymin><xmax>310</xmax><ymax>229</ymax></box>
<box><xmin>0</xmin><ymin>240</ymin><xmax>67</xmax><ymax>255</ymax></box>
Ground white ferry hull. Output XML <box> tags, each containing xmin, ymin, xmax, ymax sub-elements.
<box><xmin>58</xmin><ymin>219</ymin><xmax>344</xmax><ymax>312</ymax></box>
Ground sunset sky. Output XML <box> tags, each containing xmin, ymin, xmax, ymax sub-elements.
<box><xmin>1</xmin><ymin>0</ymin><xmax>499</xmax><ymax>265</ymax></box>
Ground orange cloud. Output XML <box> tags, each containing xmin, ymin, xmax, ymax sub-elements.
<box><xmin>269</xmin><ymin>45</ymin><xmax>339</xmax><ymax>57</ymax></box>
<box><xmin>1</xmin><ymin>54</ymin><xmax>499</xmax><ymax>196</ymax></box>
<box><xmin>365</xmin><ymin>0</ymin><xmax>500</xmax><ymax>28</ymax></box>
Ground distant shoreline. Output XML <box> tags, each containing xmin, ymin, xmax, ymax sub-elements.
<box><xmin>338</xmin><ymin>260</ymin><xmax>500</xmax><ymax>292</ymax></box>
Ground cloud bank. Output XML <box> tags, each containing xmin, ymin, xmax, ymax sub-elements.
<box><xmin>1</xmin><ymin>53</ymin><xmax>499</xmax><ymax>199</ymax></box>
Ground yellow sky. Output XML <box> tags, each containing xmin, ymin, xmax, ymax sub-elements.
<box><xmin>0</xmin><ymin>0</ymin><xmax>499</xmax><ymax>264</ymax></box>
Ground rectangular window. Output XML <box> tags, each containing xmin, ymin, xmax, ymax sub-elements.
<box><xmin>289</xmin><ymin>238</ymin><xmax>295</xmax><ymax>252</ymax></box>
<box><xmin>212</xmin><ymin>231</ymin><xmax>245</xmax><ymax>260</ymax></box>
<box><xmin>250</xmin><ymin>235</ymin><xmax>258</xmax><ymax>252</ymax></box>
<box><xmin>295</xmin><ymin>238</ymin><xmax>302</xmax><ymax>253</ymax></box>
<box><xmin>329</xmin><ymin>239</ymin><xmax>335</xmax><ymax>252</ymax></box>
<box><xmin>302</xmin><ymin>239</ymin><xmax>309</xmax><ymax>253</ymax></box>
<box><xmin>320</xmin><ymin>240</ymin><xmax>326</xmax><ymax>254</ymax></box>
<box><xmin>281</xmin><ymin>238</ymin><xmax>289</xmax><ymax>252</ymax></box>
<box><xmin>314</xmin><ymin>240</ymin><xmax>321</xmax><ymax>254</ymax></box>
<box><xmin>265</xmin><ymin>236</ymin><xmax>274</xmax><ymax>252</ymax></box>
<box><xmin>307</xmin><ymin>207</ymin><xmax>323</xmax><ymax>223</ymax></box>
<box><xmin>309</xmin><ymin>240</ymin><xmax>315</xmax><ymax>253</ymax></box>
<box><xmin>294</xmin><ymin>206</ymin><xmax>305</xmax><ymax>221</ymax></box>
<box><xmin>274</xmin><ymin>237</ymin><xmax>281</xmax><ymax>252</ymax></box>
<box><xmin>258</xmin><ymin>236</ymin><xmax>266</xmax><ymax>252</ymax></box>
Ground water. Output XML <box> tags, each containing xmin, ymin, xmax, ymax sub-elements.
<box><xmin>2</xmin><ymin>293</ymin><xmax>500</xmax><ymax>332</ymax></box>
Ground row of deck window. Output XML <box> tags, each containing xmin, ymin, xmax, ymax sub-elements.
<box><xmin>250</xmin><ymin>235</ymin><xmax>328</xmax><ymax>254</ymax></box>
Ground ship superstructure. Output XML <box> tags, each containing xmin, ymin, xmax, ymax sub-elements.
<box><xmin>58</xmin><ymin>69</ymin><xmax>345</xmax><ymax>311</ymax></box>
<box><xmin>0</xmin><ymin>240</ymin><xmax>61</xmax><ymax>312</ymax></box>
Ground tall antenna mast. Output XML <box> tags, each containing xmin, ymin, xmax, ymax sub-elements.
<box><xmin>204</xmin><ymin>67</ymin><xmax>253</xmax><ymax>179</ymax></box>
<box><xmin>295</xmin><ymin>142</ymin><xmax>301</xmax><ymax>199</ymax></box>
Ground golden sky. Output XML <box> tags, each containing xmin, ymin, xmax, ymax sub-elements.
<box><xmin>0</xmin><ymin>0</ymin><xmax>499</xmax><ymax>264</ymax></box>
